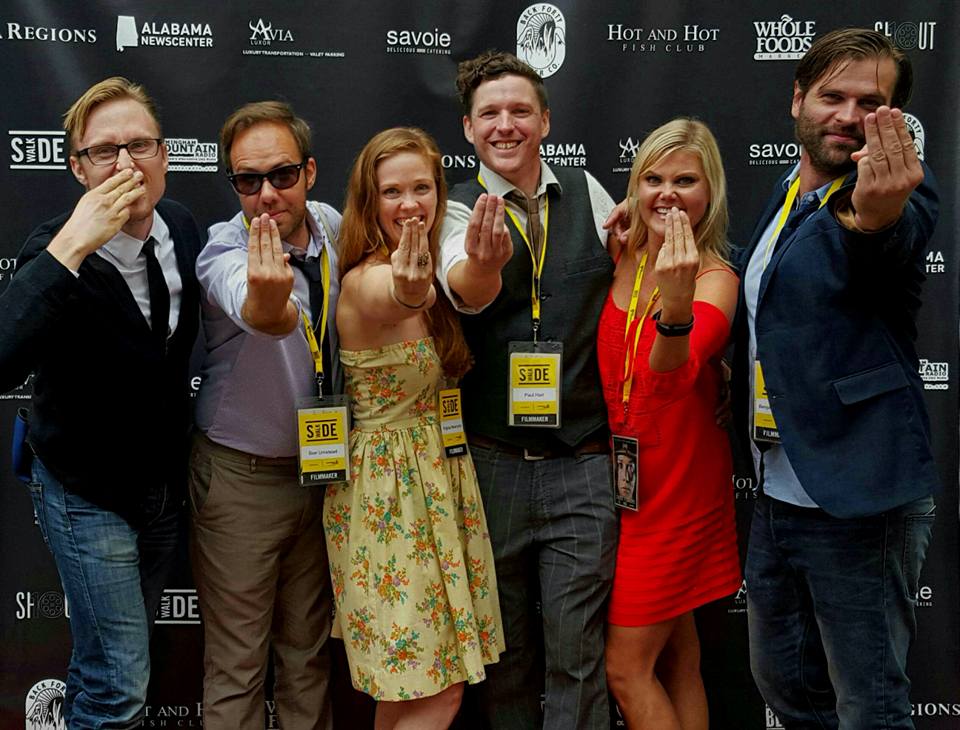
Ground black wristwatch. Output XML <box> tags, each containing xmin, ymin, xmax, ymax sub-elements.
<box><xmin>652</xmin><ymin>310</ymin><xmax>694</xmax><ymax>337</ymax></box>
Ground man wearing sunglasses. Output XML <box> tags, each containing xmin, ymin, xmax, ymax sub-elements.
<box><xmin>190</xmin><ymin>101</ymin><xmax>339</xmax><ymax>730</ymax></box>
<box><xmin>0</xmin><ymin>77</ymin><xmax>202</xmax><ymax>729</ymax></box>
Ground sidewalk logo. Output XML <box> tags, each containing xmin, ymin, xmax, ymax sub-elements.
<box><xmin>156</xmin><ymin>588</ymin><xmax>201</xmax><ymax>624</ymax></box>
<box><xmin>753</xmin><ymin>15</ymin><xmax>816</xmax><ymax>60</ymax></box>
<box><xmin>9</xmin><ymin>130</ymin><xmax>67</xmax><ymax>170</ymax></box>
<box><xmin>26</xmin><ymin>679</ymin><xmax>65</xmax><ymax>730</ymax></box>
<box><xmin>517</xmin><ymin>4</ymin><xmax>565</xmax><ymax>78</ymax></box>
<box><xmin>918</xmin><ymin>359</ymin><xmax>948</xmax><ymax>390</ymax></box>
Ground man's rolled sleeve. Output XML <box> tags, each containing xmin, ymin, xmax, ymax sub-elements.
<box><xmin>437</xmin><ymin>200</ymin><xmax>486</xmax><ymax>314</ymax></box>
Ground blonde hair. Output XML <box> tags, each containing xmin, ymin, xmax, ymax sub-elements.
<box><xmin>339</xmin><ymin>127</ymin><xmax>472</xmax><ymax>379</ymax></box>
<box><xmin>63</xmin><ymin>77</ymin><xmax>160</xmax><ymax>151</ymax></box>
<box><xmin>626</xmin><ymin>118</ymin><xmax>729</xmax><ymax>263</ymax></box>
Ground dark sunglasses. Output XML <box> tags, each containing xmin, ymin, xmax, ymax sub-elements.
<box><xmin>227</xmin><ymin>162</ymin><xmax>306</xmax><ymax>195</ymax></box>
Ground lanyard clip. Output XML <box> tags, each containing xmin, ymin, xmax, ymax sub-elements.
<box><xmin>532</xmin><ymin>317</ymin><xmax>541</xmax><ymax>343</ymax></box>
<box><xmin>315</xmin><ymin>371</ymin><xmax>325</xmax><ymax>399</ymax></box>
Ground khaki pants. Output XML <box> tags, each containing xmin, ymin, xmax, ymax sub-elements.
<box><xmin>189</xmin><ymin>432</ymin><xmax>333</xmax><ymax>730</ymax></box>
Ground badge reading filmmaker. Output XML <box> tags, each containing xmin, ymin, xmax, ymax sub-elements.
<box><xmin>439</xmin><ymin>388</ymin><xmax>468</xmax><ymax>457</ymax></box>
<box><xmin>508</xmin><ymin>345</ymin><xmax>562</xmax><ymax>427</ymax></box>
<box><xmin>297</xmin><ymin>401</ymin><xmax>349</xmax><ymax>485</ymax></box>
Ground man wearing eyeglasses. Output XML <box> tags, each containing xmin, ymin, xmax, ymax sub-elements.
<box><xmin>190</xmin><ymin>101</ymin><xmax>339</xmax><ymax>730</ymax></box>
<box><xmin>0</xmin><ymin>77</ymin><xmax>202</xmax><ymax>729</ymax></box>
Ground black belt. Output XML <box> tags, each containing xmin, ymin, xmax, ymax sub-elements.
<box><xmin>467</xmin><ymin>433</ymin><xmax>610</xmax><ymax>461</ymax></box>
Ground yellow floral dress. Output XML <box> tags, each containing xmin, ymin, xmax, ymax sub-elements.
<box><xmin>324</xmin><ymin>338</ymin><xmax>504</xmax><ymax>700</ymax></box>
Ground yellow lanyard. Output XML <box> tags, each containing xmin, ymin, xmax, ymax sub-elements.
<box><xmin>477</xmin><ymin>174</ymin><xmax>550</xmax><ymax>339</ymax></box>
<box><xmin>243</xmin><ymin>215</ymin><xmax>331</xmax><ymax>391</ymax></box>
<box><xmin>761</xmin><ymin>175</ymin><xmax>847</xmax><ymax>269</ymax></box>
<box><xmin>621</xmin><ymin>251</ymin><xmax>659</xmax><ymax>409</ymax></box>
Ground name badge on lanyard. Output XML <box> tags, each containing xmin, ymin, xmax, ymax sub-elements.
<box><xmin>752</xmin><ymin>361</ymin><xmax>780</xmax><ymax>443</ymax></box>
<box><xmin>438</xmin><ymin>387</ymin><xmax>468</xmax><ymax>457</ymax></box>
<box><xmin>296</xmin><ymin>395</ymin><xmax>351</xmax><ymax>485</ymax></box>
<box><xmin>508</xmin><ymin>341</ymin><xmax>562</xmax><ymax>427</ymax></box>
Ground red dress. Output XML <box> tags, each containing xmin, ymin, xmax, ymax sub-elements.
<box><xmin>597</xmin><ymin>281</ymin><xmax>742</xmax><ymax>626</ymax></box>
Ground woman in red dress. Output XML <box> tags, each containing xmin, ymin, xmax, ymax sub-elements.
<box><xmin>599</xmin><ymin>118</ymin><xmax>741</xmax><ymax>729</ymax></box>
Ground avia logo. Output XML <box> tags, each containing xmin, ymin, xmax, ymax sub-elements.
<box><xmin>249</xmin><ymin>18</ymin><xmax>293</xmax><ymax>45</ymax></box>
<box><xmin>619</xmin><ymin>137</ymin><xmax>640</xmax><ymax>163</ymax></box>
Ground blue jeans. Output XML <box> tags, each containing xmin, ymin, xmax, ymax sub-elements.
<box><xmin>467</xmin><ymin>444</ymin><xmax>618</xmax><ymax>730</ymax></box>
<box><xmin>28</xmin><ymin>458</ymin><xmax>181</xmax><ymax>730</ymax></box>
<box><xmin>746</xmin><ymin>493</ymin><xmax>935</xmax><ymax>730</ymax></box>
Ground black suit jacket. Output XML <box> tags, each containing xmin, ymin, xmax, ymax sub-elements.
<box><xmin>0</xmin><ymin>199</ymin><xmax>202</xmax><ymax>525</ymax></box>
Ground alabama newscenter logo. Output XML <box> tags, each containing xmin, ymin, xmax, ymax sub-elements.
<box><xmin>386</xmin><ymin>26</ymin><xmax>452</xmax><ymax>55</ymax></box>
<box><xmin>116</xmin><ymin>16</ymin><xmax>214</xmax><ymax>51</ymax></box>
<box><xmin>25</xmin><ymin>679</ymin><xmax>66</xmax><ymax>730</ymax></box>
<box><xmin>540</xmin><ymin>141</ymin><xmax>587</xmax><ymax>168</ymax></box>
<box><xmin>875</xmin><ymin>20</ymin><xmax>936</xmax><ymax>51</ymax></box>
<box><xmin>607</xmin><ymin>22</ymin><xmax>720</xmax><ymax>54</ymax></box>
<box><xmin>165</xmin><ymin>137</ymin><xmax>218</xmax><ymax>173</ymax></box>
<box><xmin>918</xmin><ymin>359</ymin><xmax>948</xmax><ymax>391</ymax></box>
<box><xmin>9</xmin><ymin>130</ymin><xmax>67</xmax><ymax>171</ymax></box>
<box><xmin>244</xmin><ymin>17</ymin><xmax>344</xmax><ymax>59</ymax></box>
<box><xmin>0</xmin><ymin>21</ymin><xmax>95</xmax><ymax>44</ymax></box>
<box><xmin>753</xmin><ymin>15</ymin><xmax>816</xmax><ymax>60</ymax></box>
<box><xmin>517</xmin><ymin>3</ymin><xmax>565</xmax><ymax>78</ymax></box>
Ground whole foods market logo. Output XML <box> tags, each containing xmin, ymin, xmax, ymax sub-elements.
<box><xmin>116</xmin><ymin>16</ymin><xmax>214</xmax><ymax>51</ymax></box>
<box><xmin>517</xmin><ymin>4</ymin><xmax>565</xmax><ymax>78</ymax></box>
<box><xmin>0</xmin><ymin>22</ymin><xmax>95</xmax><ymax>44</ymax></box>
<box><xmin>607</xmin><ymin>23</ymin><xmax>719</xmax><ymax>54</ymax></box>
<box><xmin>386</xmin><ymin>27</ymin><xmax>452</xmax><ymax>55</ymax></box>
<box><xmin>918</xmin><ymin>359</ymin><xmax>948</xmax><ymax>391</ymax></box>
<box><xmin>25</xmin><ymin>679</ymin><xmax>65</xmax><ymax>730</ymax></box>
<box><xmin>875</xmin><ymin>20</ymin><xmax>936</xmax><ymax>51</ymax></box>
<box><xmin>9</xmin><ymin>130</ymin><xmax>66</xmax><ymax>170</ymax></box>
<box><xmin>165</xmin><ymin>137</ymin><xmax>218</xmax><ymax>173</ymax></box>
<box><xmin>753</xmin><ymin>15</ymin><xmax>815</xmax><ymax>61</ymax></box>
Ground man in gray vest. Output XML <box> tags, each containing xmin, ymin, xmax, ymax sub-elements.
<box><xmin>437</xmin><ymin>51</ymin><xmax>618</xmax><ymax>729</ymax></box>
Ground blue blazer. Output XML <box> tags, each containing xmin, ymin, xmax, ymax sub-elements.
<box><xmin>731</xmin><ymin>166</ymin><xmax>940</xmax><ymax>518</ymax></box>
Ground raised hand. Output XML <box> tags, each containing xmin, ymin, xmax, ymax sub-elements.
<box><xmin>603</xmin><ymin>198</ymin><xmax>632</xmax><ymax>246</ymax></box>
<box><xmin>654</xmin><ymin>208</ymin><xmax>699</xmax><ymax>319</ymax></box>
<box><xmin>391</xmin><ymin>218</ymin><xmax>434</xmax><ymax>309</ymax></box>
<box><xmin>241</xmin><ymin>213</ymin><xmax>297</xmax><ymax>333</ymax></box>
<box><xmin>48</xmin><ymin>169</ymin><xmax>146</xmax><ymax>269</ymax></box>
<box><xmin>465</xmin><ymin>193</ymin><xmax>512</xmax><ymax>273</ymax></box>
<box><xmin>849</xmin><ymin>106</ymin><xmax>923</xmax><ymax>232</ymax></box>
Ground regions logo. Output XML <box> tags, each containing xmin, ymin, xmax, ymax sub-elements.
<box><xmin>156</xmin><ymin>588</ymin><xmax>201</xmax><ymax>625</ymax></box>
<box><xmin>16</xmin><ymin>591</ymin><xmax>69</xmax><ymax>620</ymax></box>
<box><xmin>912</xmin><ymin>702</ymin><xmax>960</xmax><ymax>718</ymax></box>
<box><xmin>165</xmin><ymin>137</ymin><xmax>218</xmax><ymax>173</ymax></box>
<box><xmin>613</xmin><ymin>137</ymin><xmax>640</xmax><ymax>174</ymax></box>
<box><xmin>0</xmin><ymin>22</ymin><xmax>95</xmax><ymax>44</ymax></box>
<box><xmin>442</xmin><ymin>153</ymin><xmax>476</xmax><ymax>170</ymax></box>
<box><xmin>116</xmin><ymin>16</ymin><xmax>214</xmax><ymax>52</ymax></box>
<box><xmin>539</xmin><ymin>142</ymin><xmax>586</xmax><ymax>167</ymax></box>
<box><xmin>386</xmin><ymin>27</ymin><xmax>452</xmax><ymax>55</ymax></box>
<box><xmin>9</xmin><ymin>130</ymin><xmax>67</xmax><ymax>170</ymax></box>
<box><xmin>918</xmin><ymin>359</ymin><xmax>948</xmax><ymax>391</ymax></box>
<box><xmin>517</xmin><ymin>3</ymin><xmax>565</xmax><ymax>78</ymax></box>
<box><xmin>874</xmin><ymin>21</ymin><xmax>936</xmax><ymax>51</ymax></box>
<box><xmin>25</xmin><ymin>679</ymin><xmax>65</xmax><ymax>730</ymax></box>
<box><xmin>249</xmin><ymin>18</ymin><xmax>293</xmax><ymax>46</ymax></box>
<box><xmin>753</xmin><ymin>15</ymin><xmax>816</xmax><ymax>61</ymax></box>
<box><xmin>902</xmin><ymin>113</ymin><xmax>925</xmax><ymax>161</ymax></box>
<box><xmin>765</xmin><ymin>705</ymin><xmax>785</xmax><ymax>728</ymax></box>
<box><xmin>607</xmin><ymin>23</ymin><xmax>719</xmax><ymax>54</ymax></box>
<box><xmin>748</xmin><ymin>140</ymin><xmax>801</xmax><ymax>167</ymax></box>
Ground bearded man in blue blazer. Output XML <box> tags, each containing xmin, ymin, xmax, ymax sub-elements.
<box><xmin>732</xmin><ymin>28</ymin><xmax>939</xmax><ymax>729</ymax></box>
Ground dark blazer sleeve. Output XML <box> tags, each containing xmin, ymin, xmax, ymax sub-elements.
<box><xmin>0</xmin><ymin>214</ymin><xmax>77</xmax><ymax>393</ymax></box>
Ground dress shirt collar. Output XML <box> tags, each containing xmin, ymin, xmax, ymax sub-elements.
<box><xmin>100</xmin><ymin>211</ymin><xmax>168</xmax><ymax>264</ymax></box>
<box><xmin>478</xmin><ymin>160</ymin><xmax>562</xmax><ymax>200</ymax></box>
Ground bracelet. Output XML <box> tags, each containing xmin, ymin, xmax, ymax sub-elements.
<box><xmin>652</xmin><ymin>310</ymin><xmax>694</xmax><ymax>337</ymax></box>
<box><xmin>391</xmin><ymin>285</ymin><xmax>428</xmax><ymax>310</ymax></box>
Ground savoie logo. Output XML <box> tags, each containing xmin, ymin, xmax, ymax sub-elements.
<box><xmin>386</xmin><ymin>27</ymin><xmax>451</xmax><ymax>55</ymax></box>
<box><xmin>748</xmin><ymin>140</ymin><xmax>801</xmax><ymax>166</ymax></box>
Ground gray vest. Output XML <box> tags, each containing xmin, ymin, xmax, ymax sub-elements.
<box><xmin>449</xmin><ymin>168</ymin><xmax>613</xmax><ymax>449</ymax></box>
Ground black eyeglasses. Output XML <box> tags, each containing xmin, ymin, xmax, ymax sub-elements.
<box><xmin>76</xmin><ymin>138</ymin><xmax>164</xmax><ymax>166</ymax></box>
<box><xmin>226</xmin><ymin>162</ymin><xmax>306</xmax><ymax>195</ymax></box>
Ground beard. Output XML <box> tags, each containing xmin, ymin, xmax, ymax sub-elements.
<box><xmin>794</xmin><ymin>108</ymin><xmax>862</xmax><ymax>178</ymax></box>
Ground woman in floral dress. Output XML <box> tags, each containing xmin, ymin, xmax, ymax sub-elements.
<box><xmin>324</xmin><ymin>127</ymin><xmax>503</xmax><ymax>729</ymax></box>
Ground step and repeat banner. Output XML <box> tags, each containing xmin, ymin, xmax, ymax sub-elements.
<box><xmin>1</xmin><ymin>2</ymin><xmax>957</xmax><ymax>728</ymax></box>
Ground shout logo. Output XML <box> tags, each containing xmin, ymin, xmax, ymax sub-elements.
<box><xmin>517</xmin><ymin>3</ymin><xmax>566</xmax><ymax>78</ymax></box>
<box><xmin>9</xmin><ymin>130</ymin><xmax>67</xmax><ymax>170</ymax></box>
<box><xmin>25</xmin><ymin>679</ymin><xmax>65</xmax><ymax>730</ymax></box>
<box><xmin>875</xmin><ymin>21</ymin><xmax>936</xmax><ymax>51</ymax></box>
<box><xmin>156</xmin><ymin>588</ymin><xmax>201</xmax><ymax>625</ymax></box>
<box><xmin>16</xmin><ymin>591</ymin><xmax>69</xmax><ymax>620</ymax></box>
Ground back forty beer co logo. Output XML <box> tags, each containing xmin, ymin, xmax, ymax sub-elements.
<box><xmin>25</xmin><ymin>679</ymin><xmax>66</xmax><ymax>730</ymax></box>
<box><xmin>116</xmin><ymin>15</ymin><xmax>214</xmax><ymax>52</ymax></box>
<box><xmin>165</xmin><ymin>137</ymin><xmax>218</xmax><ymax>173</ymax></box>
<box><xmin>902</xmin><ymin>113</ymin><xmax>925</xmax><ymax>160</ymax></box>
<box><xmin>753</xmin><ymin>15</ymin><xmax>816</xmax><ymax>60</ymax></box>
<box><xmin>517</xmin><ymin>4</ymin><xmax>565</xmax><ymax>78</ymax></box>
<box><xmin>9</xmin><ymin>130</ymin><xmax>66</xmax><ymax>170</ymax></box>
